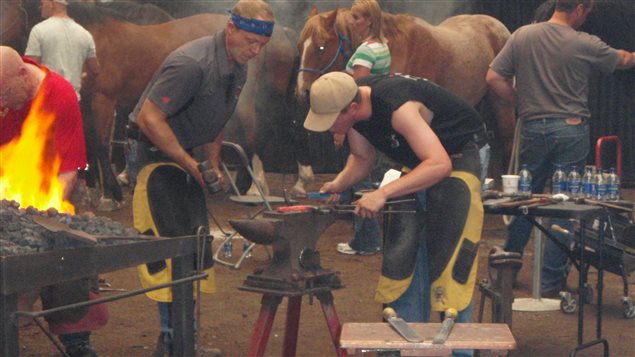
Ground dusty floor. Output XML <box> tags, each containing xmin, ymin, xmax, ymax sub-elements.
<box><xmin>17</xmin><ymin>173</ymin><xmax>635</xmax><ymax>356</ymax></box>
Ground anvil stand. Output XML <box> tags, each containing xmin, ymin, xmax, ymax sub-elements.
<box><xmin>241</xmin><ymin>282</ymin><xmax>344</xmax><ymax>357</ymax></box>
<box><xmin>229</xmin><ymin>207</ymin><xmax>346</xmax><ymax>357</ymax></box>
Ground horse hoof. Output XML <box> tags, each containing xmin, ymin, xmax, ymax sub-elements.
<box><xmin>96</xmin><ymin>197</ymin><xmax>121</xmax><ymax>212</ymax></box>
<box><xmin>116</xmin><ymin>171</ymin><xmax>129</xmax><ymax>186</ymax></box>
<box><xmin>290</xmin><ymin>184</ymin><xmax>307</xmax><ymax>198</ymax></box>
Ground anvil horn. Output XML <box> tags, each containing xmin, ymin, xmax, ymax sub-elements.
<box><xmin>228</xmin><ymin>218</ymin><xmax>282</xmax><ymax>245</ymax></box>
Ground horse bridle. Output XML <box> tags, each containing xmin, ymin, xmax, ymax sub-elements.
<box><xmin>298</xmin><ymin>26</ymin><xmax>353</xmax><ymax>76</ymax></box>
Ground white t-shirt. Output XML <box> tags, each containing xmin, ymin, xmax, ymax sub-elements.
<box><xmin>25</xmin><ymin>17</ymin><xmax>97</xmax><ymax>100</ymax></box>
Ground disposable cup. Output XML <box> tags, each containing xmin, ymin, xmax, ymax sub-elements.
<box><xmin>501</xmin><ymin>175</ymin><xmax>520</xmax><ymax>194</ymax></box>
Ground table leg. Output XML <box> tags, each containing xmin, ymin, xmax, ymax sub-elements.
<box><xmin>1</xmin><ymin>293</ymin><xmax>19</xmax><ymax>357</ymax></box>
<box><xmin>512</xmin><ymin>218</ymin><xmax>560</xmax><ymax>312</ymax></box>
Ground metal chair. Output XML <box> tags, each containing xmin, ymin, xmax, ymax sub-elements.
<box><xmin>212</xmin><ymin>141</ymin><xmax>285</xmax><ymax>268</ymax></box>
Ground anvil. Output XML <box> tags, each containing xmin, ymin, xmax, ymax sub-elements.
<box><xmin>229</xmin><ymin>205</ymin><xmax>342</xmax><ymax>294</ymax></box>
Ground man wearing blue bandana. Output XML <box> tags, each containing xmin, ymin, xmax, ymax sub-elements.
<box><xmin>127</xmin><ymin>1</ymin><xmax>274</xmax><ymax>356</ymax></box>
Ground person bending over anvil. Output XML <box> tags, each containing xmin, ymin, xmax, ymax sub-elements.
<box><xmin>304</xmin><ymin>72</ymin><xmax>486</xmax><ymax>334</ymax></box>
<box><xmin>126</xmin><ymin>1</ymin><xmax>274</xmax><ymax>355</ymax></box>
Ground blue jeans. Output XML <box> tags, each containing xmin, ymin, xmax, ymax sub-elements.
<box><xmin>386</xmin><ymin>191</ymin><xmax>429</xmax><ymax>321</ymax></box>
<box><xmin>348</xmin><ymin>180</ymin><xmax>382</xmax><ymax>252</ymax></box>
<box><xmin>505</xmin><ymin>118</ymin><xmax>589</xmax><ymax>290</ymax></box>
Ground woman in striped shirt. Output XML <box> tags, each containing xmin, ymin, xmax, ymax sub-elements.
<box><xmin>335</xmin><ymin>0</ymin><xmax>392</xmax><ymax>256</ymax></box>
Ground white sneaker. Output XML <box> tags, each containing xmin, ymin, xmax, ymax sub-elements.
<box><xmin>336</xmin><ymin>242</ymin><xmax>379</xmax><ymax>256</ymax></box>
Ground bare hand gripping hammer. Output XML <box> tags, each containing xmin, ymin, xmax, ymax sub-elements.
<box><xmin>382</xmin><ymin>307</ymin><xmax>423</xmax><ymax>343</ymax></box>
<box><xmin>433</xmin><ymin>308</ymin><xmax>458</xmax><ymax>344</ymax></box>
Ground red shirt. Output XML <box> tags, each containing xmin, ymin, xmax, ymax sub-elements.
<box><xmin>0</xmin><ymin>58</ymin><xmax>86</xmax><ymax>173</ymax></box>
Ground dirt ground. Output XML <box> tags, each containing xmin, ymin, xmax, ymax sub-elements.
<box><xmin>17</xmin><ymin>173</ymin><xmax>635</xmax><ymax>357</ymax></box>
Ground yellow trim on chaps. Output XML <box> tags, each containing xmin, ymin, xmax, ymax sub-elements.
<box><xmin>134</xmin><ymin>163</ymin><xmax>216</xmax><ymax>303</ymax></box>
<box><xmin>430</xmin><ymin>170</ymin><xmax>483</xmax><ymax>312</ymax></box>
<box><xmin>375</xmin><ymin>274</ymin><xmax>414</xmax><ymax>303</ymax></box>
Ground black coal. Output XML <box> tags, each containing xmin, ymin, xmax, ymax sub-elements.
<box><xmin>0</xmin><ymin>199</ymin><xmax>141</xmax><ymax>256</ymax></box>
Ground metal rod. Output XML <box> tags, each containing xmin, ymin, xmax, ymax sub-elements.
<box><xmin>13</xmin><ymin>273</ymin><xmax>208</xmax><ymax>320</ymax></box>
<box><xmin>334</xmin><ymin>209</ymin><xmax>416</xmax><ymax>214</ymax></box>
<box><xmin>335</xmin><ymin>198</ymin><xmax>416</xmax><ymax>209</ymax></box>
<box><xmin>34</xmin><ymin>317</ymin><xmax>69</xmax><ymax>356</ymax></box>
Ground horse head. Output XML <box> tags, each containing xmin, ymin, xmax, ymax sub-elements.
<box><xmin>295</xmin><ymin>7</ymin><xmax>354</xmax><ymax>102</ymax></box>
<box><xmin>0</xmin><ymin>0</ymin><xmax>29</xmax><ymax>51</ymax></box>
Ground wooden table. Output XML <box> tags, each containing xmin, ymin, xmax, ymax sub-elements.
<box><xmin>340</xmin><ymin>322</ymin><xmax>516</xmax><ymax>356</ymax></box>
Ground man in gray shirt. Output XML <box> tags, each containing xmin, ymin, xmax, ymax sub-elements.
<box><xmin>127</xmin><ymin>1</ymin><xmax>274</xmax><ymax>355</ymax></box>
<box><xmin>486</xmin><ymin>0</ymin><xmax>635</xmax><ymax>296</ymax></box>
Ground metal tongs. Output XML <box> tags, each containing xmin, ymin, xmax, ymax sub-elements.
<box><xmin>333</xmin><ymin>198</ymin><xmax>417</xmax><ymax>214</ymax></box>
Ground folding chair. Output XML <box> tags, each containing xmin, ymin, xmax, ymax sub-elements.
<box><xmin>212</xmin><ymin>141</ymin><xmax>286</xmax><ymax>268</ymax></box>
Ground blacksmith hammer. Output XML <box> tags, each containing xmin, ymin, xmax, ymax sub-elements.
<box><xmin>432</xmin><ymin>308</ymin><xmax>458</xmax><ymax>344</ymax></box>
<box><xmin>382</xmin><ymin>307</ymin><xmax>423</xmax><ymax>343</ymax></box>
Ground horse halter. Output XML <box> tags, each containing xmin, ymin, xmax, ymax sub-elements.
<box><xmin>298</xmin><ymin>26</ymin><xmax>352</xmax><ymax>76</ymax></box>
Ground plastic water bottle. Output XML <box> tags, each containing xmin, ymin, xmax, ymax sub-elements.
<box><xmin>582</xmin><ymin>165</ymin><xmax>595</xmax><ymax>198</ymax></box>
<box><xmin>594</xmin><ymin>167</ymin><xmax>607</xmax><ymax>201</ymax></box>
<box><xmin>243</xmin><ymin>241</ymin><xmax>252</xmax><ymax>259</ymax></box>
<box><xmin>222</xmin><ymin>240</ymin><xmax>233</xmax><ymax>258</ymax></box>
<box><xmin>552</xmin><ymin>165</ymin><xmax>567</xmax><ymax>194</ymax></box>
<box><xmin>567</xmin><ymin>165</ymin><xmax>581</xmax><ymax>198</ymax></box>
<box><xmin>518</xmin><ymin>164</ymin><xmax>532</xmax><ymax>196</ymax></box>
<box><xmin>606</xmin><ymin>167</ymin><xmax>620</xmax><ymax>201</ymax></box>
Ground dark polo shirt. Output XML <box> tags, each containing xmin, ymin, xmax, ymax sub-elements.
<box><xmin>130</xmin><ymin>30</ymin><xmax>247</xmax><ymax>150</ymax></box>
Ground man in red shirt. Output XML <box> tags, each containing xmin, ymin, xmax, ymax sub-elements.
<box><xmin>1</xmin><ymin>45</ymin><xmax>105</xmax><ymax>357</ymax></box>
<box><xmin>1</xmin><ymin>45</ymin><xmax>86</xmax><ymax>199</ymax></box>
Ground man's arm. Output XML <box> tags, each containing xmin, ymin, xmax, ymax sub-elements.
<box><xmin>198</xmin><ymin>134</ymin><xmax>225</xmax><ymax>185</ymax></box>
<box><xmin>84</xmin><ymin>57</ymin><xmax>100</xmax><ymax>78</ymax></box>
<box><xmin>615</xmin><ymin>50</ymin><xmax>635</xmax><ymax>70</ymax></box>
<box><xmin>59</xmin><ymin>171</ymin><xmax>78</xmax><ymax>200</ymax></box>
<box><xmin>486</xmin><ymin>68</ymin><xmax>516</xmax><ymax>104</ymax></box>
<box><xmin>355</xmin><ymin>101</ymin><xmax>452</xmax><ymax>217</ymax></box>
<box><xmin>136</xmin><ymin>98</ymin><xmax>205</xmax><ymax>187</ymax></box>
<box><xmin>320</xmin><ymin>128</ymin><xmax>376</xmax><ymax>194</ymax></box>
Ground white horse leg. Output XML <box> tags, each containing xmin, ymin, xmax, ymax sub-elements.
<box><xmin>116</xmin><ymin>164</ymin><xmax>130</xmax><ymax>186</ymax></box>
<box><xmin>246</xmin><ymin>154</ymin><xmax>270</xmax><ymax>196</ymax></box>
<box><xmin>291</xmin><ymin>163</ymin><xmax>314</xmax><ymax>197</ymax></box>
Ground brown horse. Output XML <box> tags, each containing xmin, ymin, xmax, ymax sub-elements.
<box><xmin>65</xmin><ymin>3</ymin><xmax>298</xmax><ymax>209</ymax></box>
<box><xmin>0</xmin><ymin>0</ymin><xmax>31</xmax><ymax>51</ymax></box>
<box><xmin>295</xmin><ymin>7</ymin><xmax>516</xmax><ymax>192</ymax></box>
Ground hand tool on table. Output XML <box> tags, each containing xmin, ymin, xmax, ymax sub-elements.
<box><xmin>382</xmin><ymin>307</ymin><xmax>423</xmax><ymax>343</ymax></box>
<box><xmin>498</xmin><ymin>197</ymin><xmax>554</xmax><ymax>209</ymax></box>
<box><xmin>433</xmin><ymin>308</ymin><xmax>458</xmax><ymax>344</ymax></box>
<box><xmin>574</xmin><ymin>198</ymin><xmax>633</xmax><ymax>212</ymax></box>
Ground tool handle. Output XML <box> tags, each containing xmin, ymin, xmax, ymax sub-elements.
<box><xmin>432</xmin><ymin>308</ymin><xmax>457</xmax><ymax>344</ymax></box>
<box><xmin>307</xmin><ymin>192</ymin><xmax>332</xmax><ymax>200</ymax></box>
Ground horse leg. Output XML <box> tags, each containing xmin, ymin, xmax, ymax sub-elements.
<box><xmin>486</xmin><ymin>90</ymin><xmax>516</xmax><ymax>176</ymax></box>
<box><xmin>91</xmin><ymin>93</ymin><xmax>123</xmax><ymax>211</ymax></box>
<box><xmin>246</xmin><ymin>154</ymin><xmax>270</xmax><ymax>196</ymax></box>
<box><xmin>291</xmin><ymin>163</ymin><xmax>314</xmax><ymax>197</ymax></box>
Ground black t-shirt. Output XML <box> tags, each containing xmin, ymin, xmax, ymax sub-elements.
<box><xmin>354</xmin><ymin>74</ymin><xmax>485</xmax><ymax>169</ymax></box>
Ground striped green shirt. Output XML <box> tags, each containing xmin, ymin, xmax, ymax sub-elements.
<box><xmin>345</xmin><ymin>40</ymin><xmax>391</xmax><ymax>75</ymax></box>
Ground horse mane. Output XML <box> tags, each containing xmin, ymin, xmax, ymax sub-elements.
<box><xmin>299</xmin><ymin>9</ymin><xmax>354</xmax><ymax>46</ymax></box>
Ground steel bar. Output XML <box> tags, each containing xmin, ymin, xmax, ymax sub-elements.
<box><xmin>13</xmin><ymin>273</ymin><xmax>208</xmax><ymax>320</ymax></box>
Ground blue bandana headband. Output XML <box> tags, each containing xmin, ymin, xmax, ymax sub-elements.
<box><xmin>229</xmin><ymin>11</ymin><xmax>274</xmax><ymax>37</ymax></box>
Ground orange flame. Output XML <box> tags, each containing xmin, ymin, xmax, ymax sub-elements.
<box><xmin>0</xmin><ymin>90</ymin><xmax>75</xmax><ymax>214</ymax></box>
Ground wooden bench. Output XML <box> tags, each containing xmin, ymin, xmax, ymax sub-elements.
<box><xmin>340</xmin><ymin>322</ymin><xmax>516</xmax><ymax>356</ymax></box>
